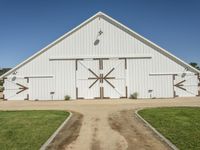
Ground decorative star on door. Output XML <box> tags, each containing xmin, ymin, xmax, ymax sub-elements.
<box><xmin>88</xmin><ymin>68</ymin><xmax>115</xmax><ymax>89</ymax></box>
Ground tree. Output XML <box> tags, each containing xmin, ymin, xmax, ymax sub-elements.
<box><xmin>0</xmin><ymin>68</ymin><xmax>11</xmax><ymax>86</ymax></box>
<box><xmin>0</xmin><ymin>68</ymin><xmax>11</xmax><ymax>76</ymax></box>
<box><xmin>189</xmin><ymin>62</ymin><xmax>200</xmax><ymax>70</ymax></box>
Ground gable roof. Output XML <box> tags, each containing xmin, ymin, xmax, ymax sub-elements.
<box><xmin>1</xmin><ymin>11</ymin><xmax>199</xmax><ymax>78</ymax></box>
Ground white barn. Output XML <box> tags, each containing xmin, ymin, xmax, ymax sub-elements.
<box><xmin>1</xmin><ymin>12</ymin><xmax>200</xmax><ymax>100</ymax></box>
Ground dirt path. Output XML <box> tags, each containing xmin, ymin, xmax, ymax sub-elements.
<box><xmin>64</xmin><ymin>109</ymin><xmax>128</xmax><ymax>150</ymax></box>
<box><xmin>0</xmin><ymin>97</ymin><xmax>200</xmax><ymax>150</ymax></box>
<box><xmin>47</xmin><ymin>112</ymin><xmax>83</xmax><ymax>150</ymax></box>
<box><xmin>109</xmin><ymin>110</ymin><xmax>170</xmax><ymax>150</ymax></box>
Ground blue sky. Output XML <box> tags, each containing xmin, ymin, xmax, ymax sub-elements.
<box><xmin>0</xmin><ymin>0</ymin><xmax>199</xmax><ymax>68</ymax></box>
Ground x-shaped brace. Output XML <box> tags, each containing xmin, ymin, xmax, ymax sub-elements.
<box><xmin>88</xmin><ymin>68</ymin><xmax>115</xmax><ymax>88</ymax></box>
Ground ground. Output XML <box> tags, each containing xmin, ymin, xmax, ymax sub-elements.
<box><xmin>0</xmin><ymin>97</ymin><xmax>200</xmax><ymax>150</ymax></box>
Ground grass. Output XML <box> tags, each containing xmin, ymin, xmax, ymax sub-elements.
<box><xmin>0</xmin><ymin>110</ymin><xmax>69</xmax><ymax>150</ymax></box>
<box><xmin>138</xmin><ymin>107</ymin><xmax>200</xmax><ymax>150</ymax></box>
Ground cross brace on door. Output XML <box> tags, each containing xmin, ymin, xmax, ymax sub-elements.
<box><xmin>76</xmin><ymin>58</ymin><xmax>127</xmax><ymax>99</ymax></box>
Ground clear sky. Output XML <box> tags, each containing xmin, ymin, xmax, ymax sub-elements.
<box><xmin>0</xmin><ymin>0</ymin><xmax>199</xmax><ymax>68</ymax></box>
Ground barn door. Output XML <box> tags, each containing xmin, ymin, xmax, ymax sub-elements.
<box><xmin>76</xmin><ymin>59</ymin><xmax>127</xmax><ymax>99</ymax></box>
<box><xmin>102</xmin><ymin>59</ymin><xmax>127</xmax><ymax>98</ymax></box>
<box><xmin>3</xmin><ymin>77</ymin><xmax>29</xmax><ymax>100</ymax></box>
<box><xmin>76</xmin><ymin>59</ymin><xmax>100</xmax><ymax>99</ymax></box>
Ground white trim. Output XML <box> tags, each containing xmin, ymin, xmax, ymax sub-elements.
<box><xmin>5</xmin><ymin>75</ymin><xmax>54</xmax><ymax>78</ymax></box>
<box><xmin>1</xmin><ymin>11</ymin><xmax>199</xmax><ymax>79</ymax></box>
<box><xmin>49</xmin><ymin>55</ymin><xmax>152</xmax><ymax>61</ymax></box>
<box><xmin>25</xmin><ymin>75</ymin><xmax>54</xmax><ymax>78</ymax></box>
<box><xmin>149</xmin><ymin>72</ymin><xmax>195</xmax><ymax>76</ymax></box>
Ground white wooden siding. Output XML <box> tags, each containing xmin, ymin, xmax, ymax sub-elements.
<box><xmin>127</xmin><ymin>59</ymin><xmax>152</xmax><ymax>98</ymax></box>
<box><xmin>150</xmin><ymin>75</ymin><xmax>174</xmax><ymax>98</ymax></box>
<box><xmin>52</xmin><ymin>61</ymin><xmax>76</xmax><ymax>100</ymax></box>
<box><xmin>3</xmin><ymin>14</ymin><xmax>199</xmax><ymax>100</ymax></box>
<box><xmin>29</xmin><ymin>78</ymin><xmax>53</xmax><ymax>100</ymax></box>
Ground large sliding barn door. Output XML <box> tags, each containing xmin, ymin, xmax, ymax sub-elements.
<box><xmin>76</xmin><ymin>59</ymin><xmax>127</xmax><ymax>99</ymax></box>
<box><xmin>76</xmin><ymin>59</ymin><xmax>100</xmax><ymax>99</ymax></box>
<box><xmin>103</xmin><ymin>59</ymin><xmax>127</xmax><ymax>98</ymax></box>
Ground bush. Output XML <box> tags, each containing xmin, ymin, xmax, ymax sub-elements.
<box><xmin>129</xmin><ymin>92</ymin><xmax>138</xmax><ymax>99</ymax></box>
<box><xmin>64</xmin><ymin>95</ymin><xmax>71</xmax><ymax>100</ymax></box>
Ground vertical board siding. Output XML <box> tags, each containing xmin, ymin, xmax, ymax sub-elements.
<box><xmin>52</xmin><ymin>61</ymin><xmax>76</xmax><ymax>100</ymax></box>
<box><xmin>127</xmin><ymin>59</ymin><xmax>152</xmax><ymax>98</ymax></box>
<box><xmin>29</xmin><ymin>78</ymin><xmax>53</xmax><ymax>100</ymax></box>
<box><xmin>150</xmin><ymin>75</ymin><xmax>174</xmax><ymax>98</ymax></box>
<box><xmin>4</xmin><ymin>16</ymin><xmax>199</xmax><ymax>100</ymax></box>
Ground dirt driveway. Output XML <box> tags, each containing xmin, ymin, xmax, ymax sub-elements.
<box><xmin>0</xmin><ymin>97</ymin><xmax>200</xmax><ymax>150</ymax></box>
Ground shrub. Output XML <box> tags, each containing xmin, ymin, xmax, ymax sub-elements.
<box><xmin>64</xmin><ymin>95</ymin><xmax>71</xmax><ymax>100</ymax></box>
<box><xmin>129</xmin><ymin>92</ymin><xmax>138</xmax><ymax>99</ymax></box>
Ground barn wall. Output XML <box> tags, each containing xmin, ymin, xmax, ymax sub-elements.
<box><xmin>52</xmin><ymin>61</ymin><xmax>76</xmax><ymax>100</ymax></box>
<box><xmin>127</xmin><ymin>59</ymin><xmax>152</xmax><ymax>98</ymax></box>
<box><xmin>150</xmin><ymin>75</ymin><xmax>174</xmax><ymax>98</ymax></box>
<box><xmin>3</xmin><ymin>16</ymin><xmax>199</xmax><ymax>100</ymax></box>
<box><xmin>29</xmin><ymin>78</ymin><xmax>53</xmax><ymax>100</ymax></box>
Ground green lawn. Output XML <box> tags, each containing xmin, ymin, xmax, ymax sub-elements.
<box><xmin>138</xmin><ymin>107</ymin><xmax>200</xmax><ymax>150</ymax></box>
<box><xmin>0</xmin><ymin>110</ymin><xmax>69</xmax><ymax>150</ymax></box>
